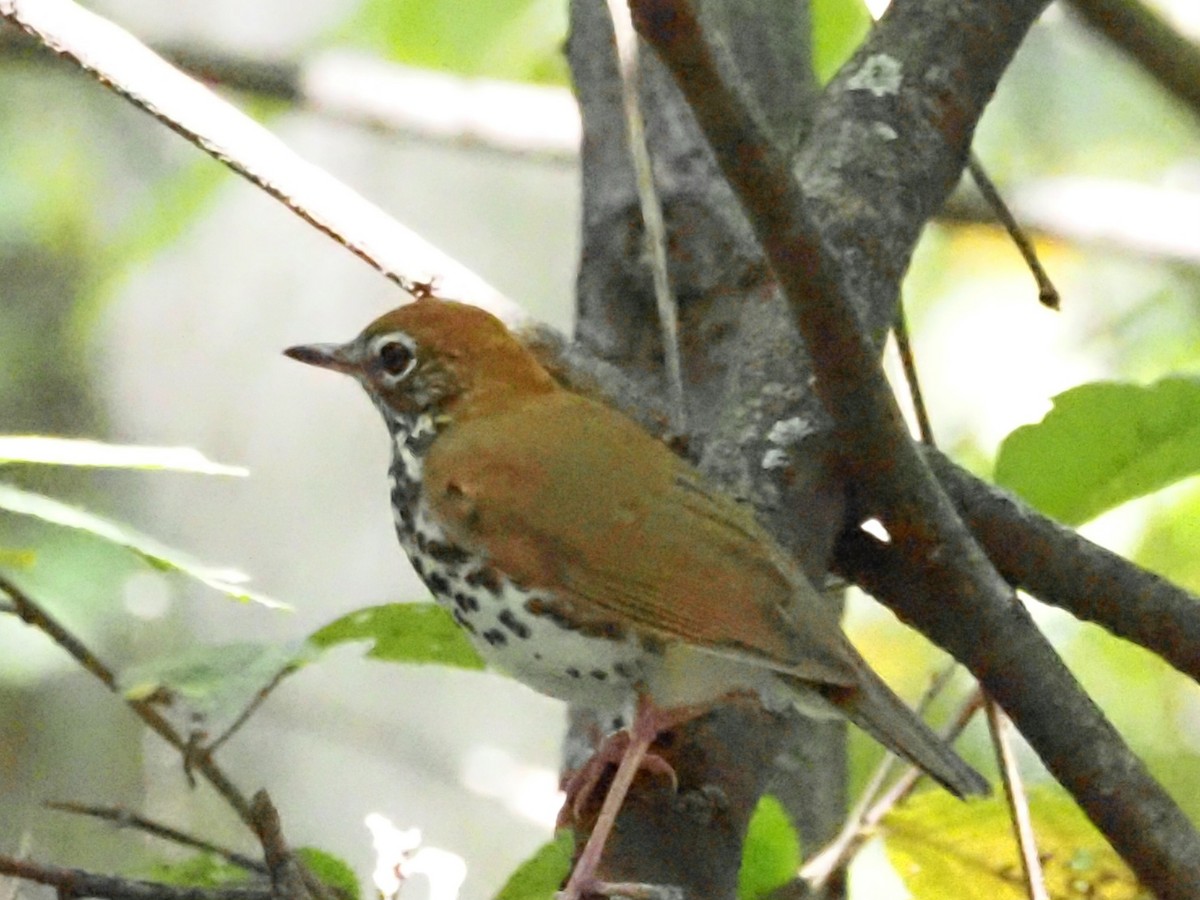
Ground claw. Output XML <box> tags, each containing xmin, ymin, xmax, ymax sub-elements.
<box><xmin>560</xmin><ymin>732</ymin><xmax>678</xmax><ymax>828</ymax></box>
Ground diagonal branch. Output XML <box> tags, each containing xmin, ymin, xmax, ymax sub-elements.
<box><xmin>1065</xmin><ymin>0</ymin><xmax>1200</xmax><ymax>123</ymax></box>
<box><xmin>0</xmin><ymin>0</ymin><xmax>517</xmax><ymax>318</ymax></box>
<box><xmin>925</xmin><ymin>449</ymin><xmax>1200</xmax><ymax>683</ymax></box>
<box><xmin>629</xmin><ymin>0</ymin><xmax>1200</xmax><ymax>896</ymax></box>
<box><xmin>0</xmin><ymin>854</ymin><xmax>270</xmax><ymax>900</ymax></box>
<box><xmin>0</xmin><ymin>576</ymin><xmax>255</xmax><ymax>828</ymax></box>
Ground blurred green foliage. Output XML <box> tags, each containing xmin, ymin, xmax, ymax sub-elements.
<box><xmin>493</xmin><ymin>830</ymin><xmax>572</xmax><ymax>900</ymax></box>
<box><xmin>811</xmin><ymin>0</ymin><xmax>872</xmax><ymax>83</ymax></box>
<box><xmin>331</xmin><ymin>0</ymin><xmax>569</xmax><ymax>84</ymax></box>
<box><xmin>738</xmin><ymin>794</ymin><xmax>802</xmax><ymax>900</ymax></box>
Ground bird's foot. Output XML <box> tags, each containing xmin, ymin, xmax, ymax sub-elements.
<box><xmin>559</xmin><ymin>730</ymin><xmax>677</xmax><ymax>829</ymax></box>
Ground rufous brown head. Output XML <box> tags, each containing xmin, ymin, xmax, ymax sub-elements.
<box><xmin>284</xmin><ymin>298</ymin><xmax>556</xmax><ymax>420</ymax></box>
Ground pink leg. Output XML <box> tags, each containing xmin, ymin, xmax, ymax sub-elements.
<box><xmin>559</xmin><ymin>731</ymin><xmax>677</xmax><ymax>829</ymax></box>
<box><xmin>558</xmin><ymin>702</ymin><xmax>657</xmax><ymax>900</ymax></box>
<box><xmin>558</xmin><ymin>697</ymin><xmax>711</xmax><ymax>900</ymax></box>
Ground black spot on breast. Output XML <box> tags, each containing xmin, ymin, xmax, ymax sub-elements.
<box><xmin>452</xmin><ymin>609</ymin><xmax>477</xmax><ymax>635</ymax></box>
<box><xmin>411</xmin><ymin>556</ymin><xmax>426</xmax><ymax>578</ymax></box>
<box><xmin>590</xmin><ymin>669</ymin><xmax>608</xmax><ymax>681</ymax></box>
<box><xmin>465</xmin><ymin>567</ymin><xmax>502</xmax><ymax>595</ymax></box>
<box><xmin>613</xmin><ymin>662</ymin><xmax>635</xmax><ymax>680</ymax></box>
<box><xmin>427</xmin><ymin>571</ymin><xmax>450</xmax><ymax>595</ymax></box>
<box><xmin>453</xmin><ymin>592</ymin><xmax>480</xmax><ymax>613</ymax></box>
<box><xmin>482</xmin><ymin>628</ymin><xmax>507</xmax><ymax>647</ymax></box>
<box><xmin>498</xmin><ymin>609</ymin><xmax>531</xmax><ymax>639</ymax></box>
<box><xmin>566</xmin><ymin>667</ymin><xmax>581</xmax><ymax>679</ymax></box>
<box><xmin>525</xmin><ymin>598</ymin><xmax>578</xmax><ymax>632</ymax></box>
<box><xmin>427</xmin><ymin>541</ymin><xmax>471</xmax><ymax>567</ymax></box>
<box><xmin>640</xmin><ymin>634</ymin><xmax>665</xmax><ymax>655</ymax></box>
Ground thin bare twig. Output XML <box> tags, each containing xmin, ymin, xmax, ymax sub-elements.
<box><xmin>966</xmin><ymin>155</ymin><xmax>1060</xmax><ymax>310</ymax></box>
<box><xmin>604</xmin><ymin>0</ymin><xmax>686</xmax><ymax>434</ymax></box>
<box><xmin>0</xmin><ymin>853</ymin><xmax>269</xmax><ymax>900</ymax></box>
<box><xmin>891</xmin><ymin>302</ymin><xmax>934</xmax><ymax>445</ymax></box>
<box><xmin>795</xmin><ymin>662</ymin><xmax>956</xmax><ymax>889</ymax></box>
<box><xmin>893</xmin><ymin>302</ymin><xmax>1044</xmax><ymax>897</ymax></box>
<box><xmin>45</xmin><ymin>802</ymin><xmax>267</xmax><ymax>874</ymax></box>
<box><xmin>249</xmin><ymin>791</ymin><xmax>334</xmax><ymax>900</ymax></box>
<box><xmin>206</xmin><ymin>661</ymin><xmax>302</xmax><ymax>757</ymax></box>
<box><xmin>0</xmin><ymin>575</ymin><xmax>255</xmax><ymax>827</ymax></box>
<box><xmin>985</xmin><ymin>704</ymin><xmax>1049</xmax><ymax>900</ymax></box>
<box><xmin>801</xmin><ymin>687</ymin><xmax>985</xmax><ymax>888</ymax></box>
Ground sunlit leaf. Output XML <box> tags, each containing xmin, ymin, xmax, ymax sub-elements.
<box><xmin>494</xmin><ymin>831</ymin><xmax>573</xmax><ymax>900</ymax></box>
<box><xmin>812</xmin><ymin>0</ymin><xmax>872</xmax><ymax>83</ymax></box>
<box><xmin>118</xmin><ymin>641</ymin><xmax>314</xmax><ymax>721</ymax></box>
<box><xmin>994</xmin><ymin>378</ymin><xmax>1200</xmax><ymax>525</ymax></box>
<box><xmin>0</xmin><ymin>483</ymin><xmax>285</xmax><ymax>608</ymax></box>
<box><xmin>884</xmin><ymin>790</ymin><xmax>1149</xmax><ymax>899</ymax></box>
<box><xmin>297</xmin><ymin>847</ymin><xmax>360</xmax><ymax>900</ymax></box>
<box><xmin>739</xmin><ymin>794</ymin><xmax>802</xmax><ymax>900</ymax></box>
<box><xmin>0</xmin><ymin>435</ymin><xmax>246</xmax><ymax>476</ymax></box>
<box><xmin>309</xmin><ymin>603</ymin><xmax>484</xmax><ymax>670</ymax></box>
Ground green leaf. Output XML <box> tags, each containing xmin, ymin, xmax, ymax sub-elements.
<box><xmin>884</xmin><ymin>790</ymin><xmax>1148</xmax><ymax>899</ymax></box>
<box><xmin>142</xmin><ymin>852</ymin><xmax>250</xmax><ymax>887</ymax></box>
<box><xmin>118</xmin><ymin>642</ymin><xmax>314</xmax><ymax>721</ymax></box>
<box><xmin>0</xmin><ymin>435</ymin><xmax>247</xmax><ymax>475</ymax></box>
<box><xmin>297</xmin><ymin>847</ymin><xmax>360</xmax><ymax>900</ymax></box>
<box><xmin>738</xmin><ymin>794</ymin><xmax>802</xmax><ymax>900</ymax></box>
<box><xmin>994</xmin><ymin>377</ymin><xmax>1200</xmax><ymax>525</ymax></box>
<box><xmin>309</xmin><ymin>603</ymin><xmax>484</xmax><ymax>670</ymax></box>
<box><xmin>0</xmin><ymin>483</ymin><xmax>285</xmax><ymax>608</ymax></box>
<box><xmin>494</xmin><ymin>831</ymin><xmax>573</xmax><ymax>900</ymax></box>
<box><xmin>811</xmin><ymin>0</ymin><xmax>872</xmax><ymax>83</ymax></box>
<box><xmin>335</xmin><ymin>0</ymin><xmax>568</xmax><ymax>84</ymax></box>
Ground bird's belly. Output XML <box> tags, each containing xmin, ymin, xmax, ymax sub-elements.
<box><xmin>396</xmin><ymin>515</ymin><xmax>645</xmax><ymax>711</ymax></box>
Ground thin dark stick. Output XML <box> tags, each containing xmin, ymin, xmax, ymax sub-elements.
<box><xmin>894</xmin><ymin>297</ymin><xmax>1046</xmax><ymax>896</ymax></box>
<box><xmin>892</xmin><ymin>302</ymin><xmax>935</xmax><ymax>445</ymax></box>
<box><xmin>0</xmin><ymin>854</ymin><xmax>269</xmax><ymax>900</ymax></box>
<box><xmin>45</xmin><ymin>802</ymin><xmax>266</xmax><ymax>874</ymax></box>
<box><xmin>966</xmin><ymin>155</ymin><xmax>1060</xmax><ymax>310</ymax></box>
<box><xmin>802</xmin><ymin>687</ymin><xmax>985</xmax><ymax>887</ymax></box>
<box><xmin>206</xmin><ymin>662</ymin><xmax>301</xmax><ymax>757</ymax></box>
<box><xmin>249</xmin><ymin>791</ymin><xmax>334</xmax><ymax>900</ymax></box>
<box><xmin>0</xmin><ymin>576</ymin><xmax>255</xmax><ymax>827</ymax></box>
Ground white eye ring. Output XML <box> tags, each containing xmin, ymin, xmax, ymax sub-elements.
<box><xmin>370</xmin><ymin>333</ymin><xmax>418</xmax><ymax>384</ymax></box>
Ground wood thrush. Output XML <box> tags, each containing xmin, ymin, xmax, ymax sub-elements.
<box><xmin>286</xmin><ymin>297</ymin><xmax>987</xmax><ymax>897</ymax></box>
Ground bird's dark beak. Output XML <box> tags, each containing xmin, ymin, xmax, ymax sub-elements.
<box><xmin>283</xmin><ymin>342</ymin><xmax>357</xmax><ymax>375</ymax></box>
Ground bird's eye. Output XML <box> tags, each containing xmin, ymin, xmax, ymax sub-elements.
<box><xmin>374</xmin><ymin>338</ymin><xmax>416</xmax><ymax>379</ymax></box>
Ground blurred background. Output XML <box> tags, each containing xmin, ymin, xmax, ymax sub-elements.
<box><xmin>1</xmin><ymin>0</ymin><xmax>1199</xmax><ymax>897</ymax></box>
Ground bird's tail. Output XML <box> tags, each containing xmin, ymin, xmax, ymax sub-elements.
<box><xmin>813</xmin><ymin>671</ymin><xmax>989</xmax><ymax>799</ymax></box>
